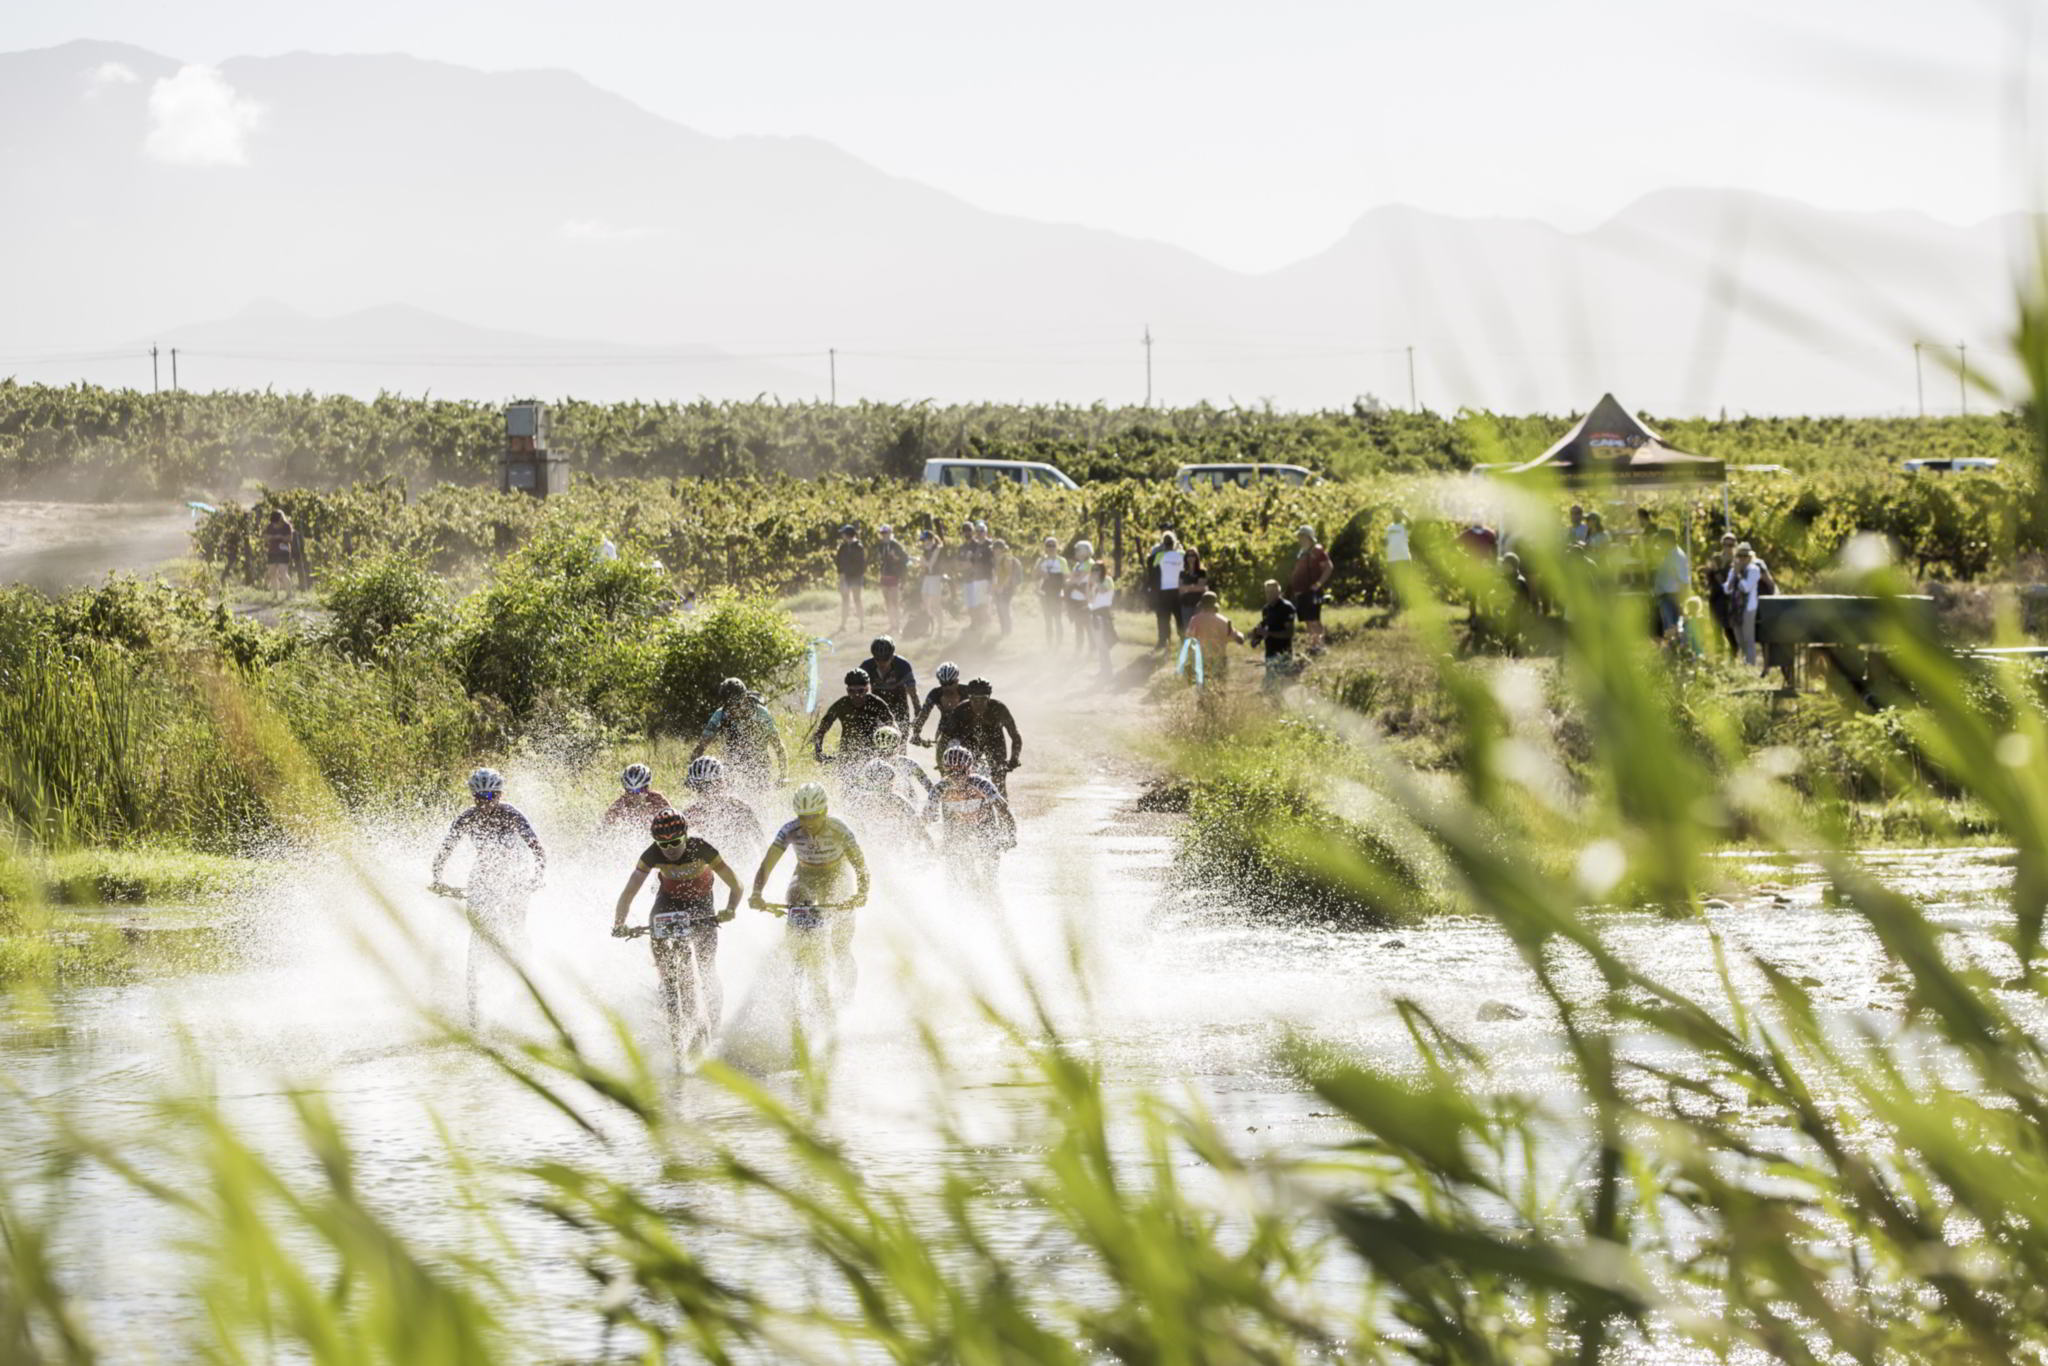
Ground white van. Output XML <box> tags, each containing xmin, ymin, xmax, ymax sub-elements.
<box><xmin>1903</xmin><ymin>458</ymin><xmax>1999</xmax><ymax>474</ymax></box>
<box><xmin>921</xmin><ymin>458</ymin><xmax>1079</xmax><ymax>489</ymax></box>
<box><xmin>1174</xmin><ymin>462</ymin><xmax>1318</xmax><ymax>490</ymax></box>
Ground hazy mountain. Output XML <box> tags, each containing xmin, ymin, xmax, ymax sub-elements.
<box><xmin>0</xmin><ymin>40</ymin><xmax>2027</xmax><ymax>413</ymax></box>
<box><xmin>89</xmin><ymin>299</ymin><xmax>822</xmax><ymax>401</ymax></box>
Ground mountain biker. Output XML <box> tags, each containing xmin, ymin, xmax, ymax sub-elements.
<box><xmin>610</xmin><ymin>808</ymin><xmax>742</xmax><ymax>1057</ymax></box>
<box><xmin>692</xmin><ymin>677</ymin><xmax>789</xmax><ymax>792</ymax></box>
<box><xmin>601</xmin><ymin>763</ymin><xmax>670</xmax><ymax>830</ymax></box>
<box><xmin>843</xmin><ymin>759</ymin><xmax>933</xmax><ymax>852</ymax></box>
<box><xmin>751</xmin><ymin>782</ymin><xmax>872</xmax><ymax>999</ymax></box>
<box><xmin>811</xmin><ymin>669</ymin><xmax>896</xmax><ymax>766</ymax></box>
<box><xmin>910</xmin><ymin>661</ymin><xmax>967</xmax><ymax>746</ymax></box>
<box><xmin>430</xmin><ymin>767</ymin><xmax>548</xmax><ymax>1025</ymax></box>
<box><xmin>871</xmin><ymin>725</ymin><xmax>937</xmax><ymax>811</ymax></box>
<box><xmin>934</xmin><ymin>677</ymin><xmax>1022</xmax><ymax>795</ymax></box>
<box><xmin>859</xmin><ymin>635</ymin><xmax>919</xmax><ymax>726</ymax></box>
<box><xmin>934</xmin><ymin>745</ymin><xmax>1015</xmax><ymax>887</ymax></box>
<box><xmin>680</xmin><ymin>755</ymin><xmax>765</xmax><ymax>868</ymax></box>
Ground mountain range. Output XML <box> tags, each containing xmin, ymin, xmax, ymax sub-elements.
<box><xmin>0</xmin><ymin>39</ymin><xmax>2029</xmax><ymax>413</ymax></box>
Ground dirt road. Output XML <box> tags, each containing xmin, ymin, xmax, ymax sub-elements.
<box><xmin>0</xmin><ymin>502</ymin><xmax>195</xmax><ymax>592</ymax></box>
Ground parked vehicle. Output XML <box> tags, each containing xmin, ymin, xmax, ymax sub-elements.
<box><xmin>1174</xmin><ymin>463</ymin><xmax>1318</xmax><ymax>490</ymax></box>
<box><xmin>1903</xmin><ymin>458</ymin><xmax>1999</xmax><ymax>474</ymax></box>
<box><xmin>921</xmin><ymin>459</ymin><xmax>1079</xmax><ymax>489</ymax></box>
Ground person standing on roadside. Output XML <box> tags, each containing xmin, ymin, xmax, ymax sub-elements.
<box><xmin>917</xmin><ymin>529</ymin><xmax>947</xmax><ymax>636</ymax></box>
<box><xmin>1088</xmin><ymin>560</ymin><xmax>1117</xmax><ymax>678</ymax></box>
<box><xmin>1706</xmin><ymin>531</ymin><xmax>1740</xmax><ymax>653</ymax></box>
<box><xmin>875</xmin><ymin>524</ymin><xmax>910</xmax><ymax>634</ymax></box>
<box><xmin>992</xmin><ymin>538</ymin><xmax>1020</xmax><ymax>637</ymax></box>
<box><xmin>1289</xmin><ymin>525</ymin><xmax>1334</xmax><ymax>655</ymax></box>
<box><xmin>1724</xmin><ymin>541</ymin><xmax>1764</xmax><ymax>667</ymax></box>
<box><xmin>262</xmin><ymin>508</ymin><xmax>296</xmax><ymax>596</ymax></box>
<box><xmin>1066</xmin><ymin>539</ymin><xmax>1096</xmax><ymax>655</ymax></box>
<box><xmin>961</xmin><ymin>521</ymin><xmax>995</xmax><ymax>632</ymax></box>
<box><xmin>833</xmin><ymin>525</ymin><xmax>867</xmax><ymax>633</ymax></box>
<box><xmin>1384</xmin><ymin>509</ymin><xmax>1413</xmax><ymax>614</ymax></box>
<box><xmin>1247</xmin><ymin>579</ymin><xmax>1298</xmax><ymax>690</ymax></box>
<box><xmin>1186</xmin><ymin>591</ymin><xmax>1243</xmax><ymax>682</ymax></box>
<box><xmin>859</xmin><ymin>635</ymin><xmax>919</xmax><ymax>727</ymax></box>
<box><xmin>1146</xmin><ymin>530</ymin><xmax>1186</xmax><ymax>648</ymax></box>
<box><xmin>1035</xmin><ymin>536</ymin><xmax>1070</xmax><ymax>646</ymax></box>
<box><xmin>1651</xmin><ymin>529</ymin><xmax>1691</xmax><ymax>637</ymax></box>
<box><xmin>1175</xmin><ymin>546</ymin><xmax>1209</xmax><ymax>637</ymax></box>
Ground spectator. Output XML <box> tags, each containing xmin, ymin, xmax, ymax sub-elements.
<box><xmin>1146</xmin><ymin>529</ymin><xmax>1185</xmax><ymax>648</ymax></box>
<box><xmin>834</xmin><ymin>525</ymin><xmax>867</xmax><ymax>632</ymax></box>
<box><xmin>1176</xmin><ymin>547</ymin><xmax>1210</xmax><ymax>633</ymax></box>
<box><xmin>1458</xmin><ymin>520</ymin><xmax>1499</xmax><ymax>561</ymax></box>
<box><xmin>916</xmin><ymin>529</ymin><xmax>946</xmax><ymax>636</ymax></box>
<box><xmin>1567</xmin><ymin>504</ymin><xmax>1589</xmax><ymax>547</ymax></box>
<box><xmin>1724</xmin><ymin>541</ymin><xmax>1764</xmax><ymax>666</ymax></box>
<box><xmin>1384</xmin><ymin>509</ymin><xmax>1413</xmax><ymax>615</ymax></box>
<box><xmin>1088</xmin><ymin>560</ymin><xmax>1117</xmax><ymax>678</ymax></box>
<box><xmin>262</xmin><ymin>509</ymin><xmax>296</xmax><ymax>595</ymax></box>
<box><xmin>1706</xmin><ymin>532</ymin><xmax>1740</xmax><ymax>652</ymax></box>
<box><xmin>961</xmin><ymin>520</ymin><xmax>995</xmax><ymax>632</ymax></box>
<box><xmin>875</xmin><ymin>525</ymin><xmax>910</xmax><ymax>633</ymax></box>
<box><xmin>1584</xmin><ymin>511</ymin><xmax>1611</xmax><ymax>553</ymax></box>
<box><xmin>1186</xmin><ymin>591</ymin><xmax>1244</xmax><ymax>681</ymax></box>
<box><xmin>596</xmin><ymin>535</ymin><xmax>620</xmax><ymax>562</ymax></box>
<box><xmin>1651</xmin><ymin>529</ymin><xmax>1691</xmax><ymax>636</ymax></box>
<box><xmin>1066</xmin><ymin>539</ymin><xmax>1096</xmax><ymax>655</ymax></box>
<box><xmin>1034</xmin><ymin>536</ymin><xmax>1069</xmax><ymax>646</ymax></box>
<box><xmin>1289</xmin><ymin>524</ymin><xmax>1335</xmax><ymax>655</ymax></box>
<box><xmin>992</xmin><ymin>538</ymin><xmax>1020</xmax><ymax>637</ymax></box>
<box><xmin>1247</xmin><ymin>579</ymin><xmax>1298</xmax><ymax>690</ymax></box>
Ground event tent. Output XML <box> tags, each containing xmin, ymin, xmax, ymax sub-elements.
<box><xmin>1497</xmin><ymin>393</ymin><xmax>1725</xmax><ymax>488</ymax></box>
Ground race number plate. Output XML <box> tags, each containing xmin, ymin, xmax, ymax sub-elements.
<box><xmin>650</xmin><ymin>914</ymin><xmax>696</xmax><ymax>941</ymax></box>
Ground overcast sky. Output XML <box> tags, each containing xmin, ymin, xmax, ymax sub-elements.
<box><xmin>5</xmin><ymin>0</ymin><xmax>2037</xmax><ymax>272</ymax></box>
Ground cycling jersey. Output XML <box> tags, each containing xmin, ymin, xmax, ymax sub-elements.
<box><xmin>912</xmin><ymin>684</ymin><xmax>967</xmax><ymax>738</ymax></box>
<box><xmin>937</xmin><ymin>775</ymin><xmax>1006</xmax><ymax>830</ymax></box>
<box><xmin>639</xmin><ymin>836</ymin><xmax>723</xmax><ymax>920</ymax></box>
<box><xmin>702</xmin><ymin>699</ymin><xmax>781</xmax><ymax>760</ymax></box>
<box><xmin>771</xmin><ymin>816</ymin><xmax>860</xmax><ymax>868</ymax></box>
<box><xmin>603</xmin><ymin>789</ymin><xmax>671</xmax><ymax>830</ymax></box>
<box><xmin>935</xmin><ymin>699</ymin><xmax>1021</xmax><ymax>768</ymax></box>
<box><xmin>434</xmin><ymin>802</ymin><xmax>546</xmax><ymax>904</ymax></box>
<box><xmin>683</xmin><ymin>794</ymin><xmax>764</xmax><ymax>864</ymax></box>
<box><xmin>813</xmin><ymin>693</ymin><xmax>895</xmax><ymax>759</ymax></box>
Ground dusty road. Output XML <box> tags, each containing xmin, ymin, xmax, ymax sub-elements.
<box><xmin>0</xmin><ymin>501</ymin><xmax>194</xmax><ymax>591</ymax></box>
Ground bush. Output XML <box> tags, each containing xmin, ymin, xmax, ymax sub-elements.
<box><xmin>648</xmin><ymin>593</ymin><xmax>811</xmax><ymax>736</ymax></box>
<box><xmin>318</xmin><ymin>552</ymin><xmax>451</xmax><ymax>659</ymax></box>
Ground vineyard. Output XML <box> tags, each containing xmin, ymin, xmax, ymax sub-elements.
<box><xmin>0</xmin><ymin>380</ymin><xmax>2037</xmax><ymax>495</ymax></box>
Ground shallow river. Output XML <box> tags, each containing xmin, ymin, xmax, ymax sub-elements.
<box><xmin>0</xmin><ymin>761</ymin><xmax>2022</xmax><ymax>1359</ymax></box>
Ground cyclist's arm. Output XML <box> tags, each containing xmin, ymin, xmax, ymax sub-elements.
<box><xmin>710</xmin><ymin>857</ymin><xmax>742</xmax><ymax>914</ymax></box>
<box><xmin>810</xmin><ymin>702</ymin><xmax>839</xmax><ymax>759</ymax></box>
<box><xmin>612</xmin><ymin>866</ymin><xmax>652</xmax><ymax>931</ymax></box>
<box><xmin>844</xmin><ymin>838</ymin><xmax>871</xmax><ymax>904</ymax></box>
<box><xmin>515</xmin><ymin>814</ymin><xmax>547</xmax><ymax>880</ymax></box>
<box><xmin>750</xmin><ymin>843</ymin><xmax>787</xmax><ymax>903</ymax></box>
<box><xmin>760</xmin><ymin>712</ymin><xmax>789</xmax><ymax>780</ymax></box>
<box><xmin>431</xmin><ymin>816</ymin><xmax>464</xmax><ymax>882</ymax></box>
<box><xmin>910</xmin><ymin>688</ymin><xmax>937</xmax><ymax>740</ymax></box>
<box><xmin>1000</xmin><ymin>704</ymin><xmax>1022</xmax><ymax>761</ymax></box>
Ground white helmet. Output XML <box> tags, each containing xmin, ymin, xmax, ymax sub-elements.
<box><xmin>468</xmin><ymin>767</ymin><xmax>503</xmax><ymax>796</ymax></box>
<box><xmin>791</xmin><ymin>782</ymin><xmax>830</xmax><ymax>816</ymax></box>
<box><xmin>935</xmin><ymin>662</ymin><xmax>961</xmax><ymax>685</ymax></box>
<box><xmin>621</xmin><ymin>763</ymin><xmax>652</xmax><ymax>792</ymax></box>
<box><xmin>685</xmin><ymin>756</ymin><xmax>724</xmax><ymax>790</ymax></box>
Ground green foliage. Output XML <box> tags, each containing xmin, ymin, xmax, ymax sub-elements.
<box><xmin>647</xmin><ymin>592</ymin><xmax>810</xmax><ymax>736</ymax></box>
<box><xmin>317</xmin><ymin>552</ymin><xmax>451</xmax><ymax>659</ymax></box>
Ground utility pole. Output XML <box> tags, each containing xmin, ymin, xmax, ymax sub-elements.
<box><xmin>829</xmin><ymin>348</ymin><xmax>837</xmax><ymax>406</ymax></box>
<box><xmin>1958</xmin><ymin>341</ymin><xmax>1967</xmax><ymax>415</ymax></box>
<box><xmin>151</xmin><ymin>345</ymin><xmax>159</xmax><ymax>394</ymax></box>
<box><xmin>1143</xmin><ymin>324</ymin><xmax>1153</xmax><ymax>407</ymax></box>
<box><xmin>170</xmin><ymin>348</ymin><xmax>179</xmax><ymax>391</ymax></box>
<box><xmin>1406</xmin><ymin>345</ymin><xmax>1418</xmax><ymax>411</ymax></box>
<box><xmin>1913</xmin><ymin>341</ymin><xmax>1924</xmax><ymax>417</ymax></box>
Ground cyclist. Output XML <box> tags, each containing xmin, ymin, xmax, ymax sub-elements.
<box><xmin>933</xmin><ymin>745</ymin><xmax>1016</xmax><ymax>890</ymax></box>
<box><xmin>934</xmin><ymin>677</ymin><xmax>1022</xmax><ymax>795</ymax></box>
<box><xmin>430</xmin><ymin>767</ymin><xmax>547</xmax><ymax>1026</ymax></box>
<box><xmin>610</xmin><ymin>808</ymin><xmax>742</xmax><ymax>1058</ymax></box>
<box><xmin>859</xmin><ymin>635</ymin><xmax>919</xmax><ymax>727</ymax></box>
<box><xmin>692</xmin><ymin>677</ymin><xmax>789</xmax><ymax>792</ymax></box>
<box><xmin>811</xmin><ymin>669</ymin><xmax>896</xmax><ymax>766</ymax></box>
<box><xmin>680</xmin><ymin>755</ymin><xmax>765</xmax><ymax>868</ymax></box>
<box><xmin>910</xmin><ymin>661</ymin><xmax>968</xmax><ymax>747</ymax></box>
<box><xmin>844</xmin><ymin>759</ymin><xmax>933</xmax><ymax>852</ymax></box>
<box><xmin>601</xmin><ymin>763</ymin><xmax>670</xmax><ymax>830</ymax></box>
<box><xmin>871</xmin><ymin>725</ymin><xmax>937</xmax><ymax>811</ymax></box>
<box><xmin>751</xmin><ymin>782</ymin><xmax>872</xmax><ymax>1002</ymax></box>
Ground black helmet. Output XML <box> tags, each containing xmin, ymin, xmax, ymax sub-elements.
<box><xmin>651</xmin><ymin>809</ymin><xmax>689</xmax><ymax>843</ymax></box>
<box><xmin>870</xmin><ymin>635</ymin><xmax>895</xmax><ymax>657</ymax></box>
<box><xmin>718</xmin><ymin>677</ymin><xmax>746</xmax><ymax>701</ymax></box>
<box><xmin>844</xmin><ymin>669</ymin><xmax>870</xmax><ymax>688</ymax></box>
<box><xmin>966</xmin><ymin>677</ymin><xmax>994</xmax><ymax>697</ymax></box>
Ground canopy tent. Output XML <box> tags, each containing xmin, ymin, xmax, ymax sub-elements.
<box><xmin>1495</xmin><ymin>393</ymin><xmax>1725</xmax><ymax>488</ymax></box>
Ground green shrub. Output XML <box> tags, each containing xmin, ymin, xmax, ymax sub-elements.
<box><xmin>648</xmin><ymin>592</ymin><xmax>811</xmax><ymax>736</ymax></box>
<box><xmin>318</xmin><ymin>552</ymin><xmax>451</xmax><ymax>659</ymax></box>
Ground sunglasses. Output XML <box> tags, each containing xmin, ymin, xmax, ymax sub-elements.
<box><xmin>656</xmin><ymin>838</ymin><xmax>687</xmax><ymax>851</ymax></box>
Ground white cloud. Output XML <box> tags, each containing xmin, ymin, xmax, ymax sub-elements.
<box><xmin>144</xmin><ymin>66</ymin><xmax>262</xmax><ymax>167</ymax></box>
<box><xmin>85</xmin><ymin>62</ymin><xmax>138</xmax><ymax>95</ymax></box>
<box><xmin>559</xmin><ymin>218</ymin><xmax>662</xmax><ymax>243</ymax></box>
